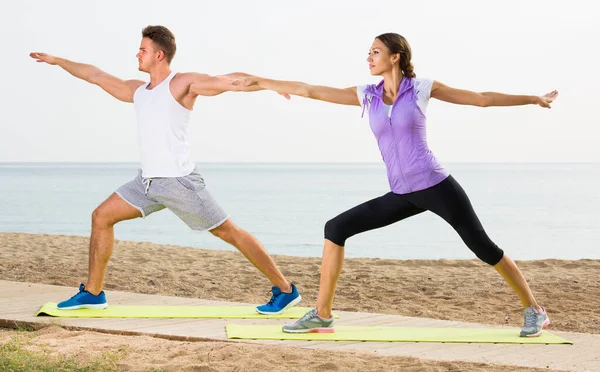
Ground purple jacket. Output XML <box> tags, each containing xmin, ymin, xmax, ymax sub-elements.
<box><xmin>362</xmin><ymin>78</ymin><xmax>448</xmax><ymax>194</ymax></box>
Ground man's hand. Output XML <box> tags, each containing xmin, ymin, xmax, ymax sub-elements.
<box><xmin>230</xmin><ymin>76</ymin><xmax>258</xmax><ymax>88</ymax></box>
<box><xmin>536</xmin><ymin>90</ymin><xmax>559</xmax><ymax>108</ymax></box>
<box><xmin>228</xmin><ymin>76</ymin><xmax>291</xmax><ymax>100</ymax></box>
<box><xmin>30</xmin><ymin>52</ymin><xmax>58</xmax><ymax>65</ymax></box>
<box><xmin>30</xmin><ymin>52</ymin><xmax>143</xmax><ymax>103</ymax></box>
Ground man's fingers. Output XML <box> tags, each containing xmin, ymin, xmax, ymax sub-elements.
<box><xmin>30</xmin><ymin>52</ymin><xmax>49</xmax><ymax>62</ymax></box>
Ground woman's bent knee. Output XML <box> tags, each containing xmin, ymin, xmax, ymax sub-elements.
<box><xmin>479</xmin><ymin>248</ymin><xmax>504</xmax><ymax>266</ymax></box>
<box><xmin>324</xmin><ymin>218</ymin><xmax>348</xmax><ymax>247</ymax></box>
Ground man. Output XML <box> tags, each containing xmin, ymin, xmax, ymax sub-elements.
<box><xmin>30</xmin><ymin>25</ymin><xmax>301</xmax><ymax>315</ymax></box>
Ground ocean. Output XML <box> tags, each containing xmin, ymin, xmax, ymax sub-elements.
<box><xmin>1</xmin><ymin>162</ymin><xmax>598</xmax><ymax>260</ymax></box>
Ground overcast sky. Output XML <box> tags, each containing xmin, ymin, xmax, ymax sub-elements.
<box><xmin>2</xmin><ymin>0</ymin><xmax>598</xmax><ymax>163</ymax></box>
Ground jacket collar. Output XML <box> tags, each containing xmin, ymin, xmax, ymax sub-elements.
<box><xmin>364</xmin><ymin>77</ymin><xmax>413</xmax><ymax>101</ymax></box>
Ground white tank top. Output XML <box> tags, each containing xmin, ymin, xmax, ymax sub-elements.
<box><xmin>133</xmin><ymin>71</ymin><xmax>195</xmax><ymax>178</ymax></box>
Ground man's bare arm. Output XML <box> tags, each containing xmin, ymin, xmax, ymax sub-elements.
<box><xmin>187</xmin><ymin>72</ymin><xmax>266</xmax><ymax>97</ymax></box>
<box><xmin>30</xmin><ymin>52</ymin><xmax>144</xmax><ymax>102</ymax></box>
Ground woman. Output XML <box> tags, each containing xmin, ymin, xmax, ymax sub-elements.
<box><xmin>235</xmin><ymin>33</ymin><xmax>557</xmax><ymax>337</ymax></box>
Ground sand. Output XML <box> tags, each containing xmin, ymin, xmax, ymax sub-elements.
<box><xmin>1</xmin><ymin>232</ymin><xmax>598</xmax><ymax>371</ymax></box>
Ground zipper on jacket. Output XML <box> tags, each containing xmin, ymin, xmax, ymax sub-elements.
<box><xmin>388</xmin><ymin>112</ymin><xmax>410</xmax><ymax>193</ymax></box>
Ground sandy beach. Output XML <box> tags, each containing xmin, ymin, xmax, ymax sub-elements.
<box><xmin>1</xmin><ymin>232</ymin><xmax>598</xmax><ymax>371</ymax></box>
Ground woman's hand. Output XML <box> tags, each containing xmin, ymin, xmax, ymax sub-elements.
<box><xmin>228</xmin><ymin>76</ymin><xmax>291</xmax><ymax>99</ymax></box>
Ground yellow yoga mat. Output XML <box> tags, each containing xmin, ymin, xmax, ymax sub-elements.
<box><xmin>36</xmin><ymin>303</ymin><xmax>329</xmax><ymax>319</ymax></box>
<box><xmin>225</xmin><ymin>325</ymin><xmax>572</xmax><ymax>344</ymax></box>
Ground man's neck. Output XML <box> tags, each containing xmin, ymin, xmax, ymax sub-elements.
<box><xmin>147</xmin><ymin>67</ymin><xmax>172</xmax><ymax>89</ymax></box>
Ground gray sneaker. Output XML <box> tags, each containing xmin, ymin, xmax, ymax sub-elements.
<box><xmin>282</xmin><ymin>308</ymin><xmax>334</xmax><ymax>333</ymax></box>
<box><xmin>520</xmin><ymin>306</ymin><xmax>550</xmax><ymax>337</ymax></box>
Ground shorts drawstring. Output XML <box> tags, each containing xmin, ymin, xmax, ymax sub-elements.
<box><xmin>142</xmin><ymin>178</ymin><xmax>152</xmax><ymax>195</ymax></box>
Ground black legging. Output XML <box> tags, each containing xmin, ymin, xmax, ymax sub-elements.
<box><xmin>324</xmin><ymin>175</ymin><xmax>504</xmax><ymax>266</ymax></box>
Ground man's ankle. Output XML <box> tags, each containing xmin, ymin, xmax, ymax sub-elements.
<box><xmin>84</xmin><ymin>284</ymin><xmax>102</xmax><ymax>296</ymax></box>
<box><xmin>281</xmin><ymin>283</ymin><xmax>293</xmax><ymax>294</ymax></box>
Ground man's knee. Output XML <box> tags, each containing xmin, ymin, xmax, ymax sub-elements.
<box><xmin>210</xmin><ymin>219</ymin><xmax>236</xmax><ymax>242</ymax></box>
<box><xmin>92</xmin><ymin>194</ymin><xmax>142</xmax><ymax>228</ymax></box>
<box><xmin>91</xmin><ymin>206</ymin><xmax>115</xmax><ymax>228</ymax></box>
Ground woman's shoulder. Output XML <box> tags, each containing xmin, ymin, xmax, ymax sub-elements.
<box><xmin>413</xmin><ymin>77</ymin><xmax>434</xmax><ymax>97</ymax></box>
<box><xmin>413</xmin><ymin>77</ymin><xmax>433</xmax><ymax>86</ymax></box>
<box><xmin>360</xmin><ymin>80</ymin><xmax>384</xmax><ymax>95</ymax></box>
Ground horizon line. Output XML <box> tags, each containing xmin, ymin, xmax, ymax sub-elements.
<box><xmin>1</xmin><ymin>161</ymin><xmax>599</xmax><ymax>165</ymax></box>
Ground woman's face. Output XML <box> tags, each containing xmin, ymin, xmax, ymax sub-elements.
<box><xmin>366</xmin><ymin>38</ymin><xmax>398</xmax><ymax>76</ymax></box>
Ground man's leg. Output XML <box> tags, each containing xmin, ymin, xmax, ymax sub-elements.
<box><xmin>153</xmin><ymin>169</ymin><xmax>301</xmax><ymax>314</ymax></box>
<box><xmin>209</xmin><ymin>219</ymin><xmax>302</xmax><ymax>314</ymax></box>
<box><xmin>56</xmin><ymin>193</ymin><xmax>143</xmax><ymax>310</ymax></box>
<box><xmin>85</xmin><ymin>193</ymin><xmax>143</xmax><ymax>294</ymax></box>
<box><xmin>210</xmin><ymin>219</ymin><xmax>291</xmax><ymax>292</ymax></box>
<box><xmin>58</xmin><ymin>171</ymin><xmax>165</xmax><ymax>310</ymax></box>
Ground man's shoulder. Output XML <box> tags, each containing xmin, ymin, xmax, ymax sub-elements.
<box><xmin>174</xmin><ymin>72</ymin><xmax>211</xmax><ymax>82</ymax></box>
<box><xmin>127</xmin><ymin>80</ymin><xmax>147</xmax><ymax>88</ymax></box>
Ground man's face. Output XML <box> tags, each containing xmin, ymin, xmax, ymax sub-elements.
<box><xmin>136</xmin><ymin>37</ymin><xmax>159</xmax><ymax>72</ymax></box>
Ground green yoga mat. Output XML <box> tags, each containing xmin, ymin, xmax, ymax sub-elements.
<box><xmin>36</xmin><ymin>303</ymin><xmax>330</xmax><ymax>319</ymax></box>
<box><xmin>225</xmin><ymin>325</ymin><xmax>572</xmax><ymax>344</ymax></box>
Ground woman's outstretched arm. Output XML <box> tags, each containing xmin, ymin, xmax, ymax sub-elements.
<box><xmin>431</xmin><ymin>81</ymin><xmax>558</xmax><ymax>108</ymax></box>
<box><xmin>233</xmin><ymin>76</ymin><xmax>361</xmax><ymax>106</ymax></box>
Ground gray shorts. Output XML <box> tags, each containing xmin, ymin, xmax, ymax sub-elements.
<box><xmin>115</xmin><ymin>167</ymin><xmax>228</xmax><ymax>231</ymax></box>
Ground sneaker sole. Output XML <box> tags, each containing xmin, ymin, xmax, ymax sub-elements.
<box><xmin>521</xmin><ymin>317</ymin><xmax>551</xmax><ymax>338</ymax></box>
<box><xmin>283</xmin><ymin>327</ymin><xmax>335</xmax><ymax>334</ymax></box>
<box><xmin>57</xmin><ymin>303</ymin><xmax>108</xmax><ymax>310</ymax></box>
<box><xmin>256</xmin><ymin>295</ymin><xmax>302</xmax><ymax>315</ymax></box>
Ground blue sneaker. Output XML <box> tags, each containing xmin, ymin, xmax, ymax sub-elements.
<box><xmin>256</xmin><ymin>284</ymin><xmax>301</xmax><ymax>315</ymax></box>
<box><xmin>57</xmin><ymin>283</ymin><xmax>108</xmax><ymax>310</ymax></box>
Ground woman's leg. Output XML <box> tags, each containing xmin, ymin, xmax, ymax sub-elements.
<box><xmin>315</xmin><ymin>239</ymin><xmax>345</xmax><ymax>318</ymax></box>
<box><xmin>283</xmin><ymin>192</ymin><xmax>424</xmax><ymax>332</ymax></box>
<box><xmin>410</xmin><ymin>176</ymin><xmax>548</xmax><ymax>336</ymax></box>
<box><xmin>319</xmin><ymin>193</ymin><xmax>424</xmax><ymax>317</ymax></box>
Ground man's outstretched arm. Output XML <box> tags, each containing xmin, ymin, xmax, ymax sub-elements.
<box><xmin>30</xmin><ymin>52</ymin><xmax>144</xmax><ymax>103</ymax></box>
<box><xmin>187</xmin><ymin>72</ymin><xmax>271</xmax><ymax>97</ymax></box>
